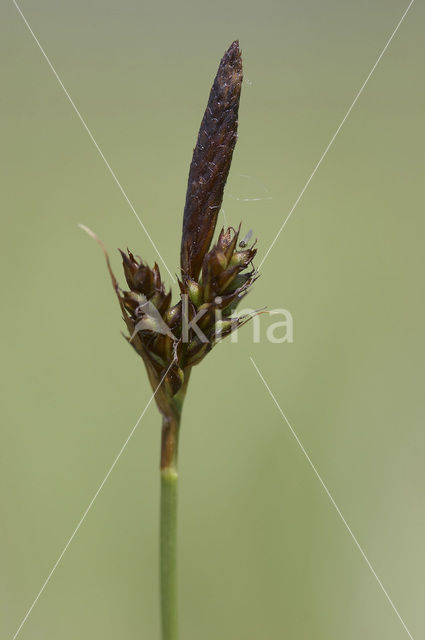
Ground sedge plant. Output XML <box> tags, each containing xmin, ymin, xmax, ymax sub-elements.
<box><xmin>83</xmin><ymin>40</ymin><xmax>259</xmax><ymax>640</ymax></box>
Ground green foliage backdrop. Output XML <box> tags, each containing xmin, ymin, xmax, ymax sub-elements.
<box><xmin>1</xmin><ymin>1</ymin><xmax>424</xmax><ymax>638</ymax></box>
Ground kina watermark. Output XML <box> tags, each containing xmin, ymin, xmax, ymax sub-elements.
<box><xmin>129</xmin><ymin>293</ymin><xmax>293</xmax><ymax>345</ymax></box>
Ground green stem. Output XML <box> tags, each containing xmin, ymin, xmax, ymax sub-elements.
<box><xmin>158</xmin><ymin>370</ymin><xmax>190</xmax><ymax>640</ymax></box>
<box><xmin>160</xmin><ymin>463</ymin><xmax>179</xmax><ymax>640</ymax></box>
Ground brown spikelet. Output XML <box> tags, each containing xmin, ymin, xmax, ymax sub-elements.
<box><xmin>180</xmin><ymin>40</ymin><xmax>243</xmax><ymax>280</ymax></box>
<box><xmin>83</xmin><ymin>42</ymin><xmax>261</xmax><ymax>407</ymax></box>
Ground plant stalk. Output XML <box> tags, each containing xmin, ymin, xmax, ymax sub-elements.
<box><xmin>159</xmin><ymin>373</ymin><xmax>190</xmax><ymax>640</ymax></box>
<box><xmin>160</xmin><ymin>461</ymin><xmax>178</xmax><ymax>640</ymax></box>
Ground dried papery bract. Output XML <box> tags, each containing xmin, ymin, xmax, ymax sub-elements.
<box><xmin>82</xmin><ymin>41</ymin><xmax>261</xmax><ymax>640</ymax></box>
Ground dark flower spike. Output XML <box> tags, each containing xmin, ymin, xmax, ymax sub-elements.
<box><xmin>180</xmin><ymin>41</ymin><xmax>243</xmax><ymax>281</ymax></box>
<box><xmin>81</xmin><ymin>44</ymin><xmax>265</xmax><ymax>640</ymax></box>
<box><xmin>81</xmin><ymin>41</ymin><xmax>261</xmax><ymax>426</ymax></box>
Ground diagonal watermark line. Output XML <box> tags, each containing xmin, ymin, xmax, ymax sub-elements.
<box><xmin>250</xmin><ymin>357</ymin><xmax>415</xmax><ymax>640</ymax></box>
<box><xmin>258</xmin><ymin>0</ymin><xmax>415</xmax><ymax>271</ymax></box>
<box><xmin>11</xmin><ymin>362</ymin><xmax>174</xmax><ymax>640</ymax></box>
<box><xmin>12</xmin><ymin>0</ymin><xmax>176</xmax><ymax>284</ymax></box>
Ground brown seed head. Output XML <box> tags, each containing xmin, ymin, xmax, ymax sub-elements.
<box><xmin>180</xmin><ymin>40</ymin><xmax>243</xmax><ymax>280</ymax></box>
<box><xmin>87</xmin><ymin>42</ymin><xmax>261</xmax><ymax>408</ymax></box>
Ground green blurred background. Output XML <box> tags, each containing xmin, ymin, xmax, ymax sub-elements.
<box><xmin>1</xmin><ymin>1</ymin><xmax>424</xmax><ymax>638</ymax></box>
